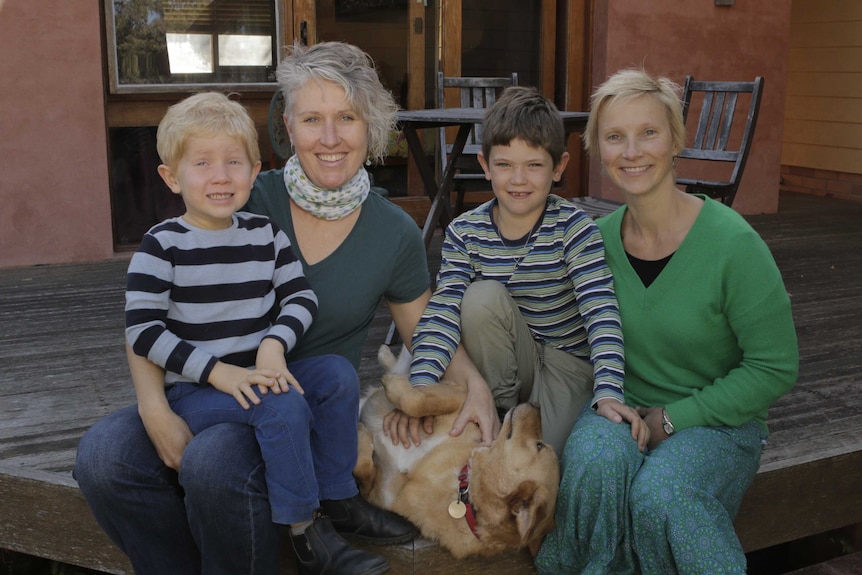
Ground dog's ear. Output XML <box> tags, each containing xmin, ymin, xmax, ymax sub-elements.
<box><xmin>509</xmin><ymin>480</ymin><xmax>554</xmax><ymax>549</ymax></box>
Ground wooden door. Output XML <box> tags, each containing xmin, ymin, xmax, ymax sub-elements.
<box><xmin>289</xmin><ymin>1</ymin><xmax>433</xmax><ymax>199</ymax></box>
<box><xmin>439</xmin><ymin>0</ymin><xmax>557</xmax><ymax>96</ymax></box>
<box><xmin>439</xmin><ymin>0</ymin><xmax>591</xmax><ymax>197</ymax></box>
<box><xmin>290</xmin><ymin>0</ymin><xmax>428</xmax><ymax>111</ymax></box>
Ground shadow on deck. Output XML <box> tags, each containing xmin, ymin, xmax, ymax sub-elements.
<box><xmin>1</xmin><ymin>192</ymin><xmax>861</xmax><ymax>574</ymax></box>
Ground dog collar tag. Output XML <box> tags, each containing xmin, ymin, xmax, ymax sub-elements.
<box><xmin>448</xmin><ymin>500</ymin><xmax>467</xmax><ymax>519</ymax></box>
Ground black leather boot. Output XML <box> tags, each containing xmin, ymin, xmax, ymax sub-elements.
<box><xmin>320</xmin><ymin>494</ymin><xmax>417</xmax><ymax>546</ymax></box>
<box><xmin>290</xmin><ymin>512</ymin><xmax>390</xmax><ymax>575</ymax></box>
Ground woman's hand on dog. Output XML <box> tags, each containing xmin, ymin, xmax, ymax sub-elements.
<box><xmin>383</xmin><ymin>409</ymin><xmax>434</xmax><ymax>447</ymax></box>
<box><xmin>597</xmin><ymin>399</ymin><xmax>650</xmax><ymax>452</ymax></box>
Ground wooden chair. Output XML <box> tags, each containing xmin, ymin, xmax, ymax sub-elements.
<box><xmin>268</xmin><ymin>88</ymin><xmax>291</xmax><ymax>165</ymax></box>
<box><xmin>676</xmin><ymin>76</ymin><xmax>764</xmax><ymax>207</ymax></box>
<box><xmin>437</xmin><ymin>71</ymin><xmax>518</xmax><ymax>214</ymax></box>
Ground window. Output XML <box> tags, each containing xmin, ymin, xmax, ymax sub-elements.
<box><xmin>105</xmin><ymin>0</ymin><xmax>279</xmax><ymax>93</ymax></box>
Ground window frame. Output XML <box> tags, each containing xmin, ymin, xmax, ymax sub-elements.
<box><xmin>103</xmin><ymin>0</ymin><xmax>283</xmax><ymax>95</ymax></box>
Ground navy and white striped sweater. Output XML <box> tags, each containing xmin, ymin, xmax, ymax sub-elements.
<box><xmin>125</xmin><ymin>212</ymin><xmax>317</xmax><ymax>386</ymax></box>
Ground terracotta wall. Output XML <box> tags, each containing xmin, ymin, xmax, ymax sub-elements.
<box><xmin>588</xmin><ymin>0</ymin><xmax>793</xmax><ymax>215</ymax></box>
<box><xmin>0</xmin><ymin>1</ymin><xmax>113</xmax><ymax>267</ymax></box>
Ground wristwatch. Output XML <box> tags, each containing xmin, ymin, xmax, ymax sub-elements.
<box><xmin>661</xmin><ymin>408</ymin><xmax>675</xmax><ymax>436</ymax></box>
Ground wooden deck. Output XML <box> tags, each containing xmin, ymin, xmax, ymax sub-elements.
<box><xmin>1</xmin><ymin>191</ymin><xmax>861</xmax><ymax>574</ymax></box>
<box><xmin>786</xmin><ymin>550</ymin><xmax>862</xmax><ymax>574</ymax></box>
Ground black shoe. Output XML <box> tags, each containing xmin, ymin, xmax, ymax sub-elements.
<box><xmin>320</xmin><ymin>495</ymin><xmax>417</xmax><ymax>546</ymax></box>
<box><xmin>290</xmin><ymin>512</ymin><xmax>390</xmax><ymax>575</ymax></box>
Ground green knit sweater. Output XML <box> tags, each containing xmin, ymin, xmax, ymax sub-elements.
<box><xmin>596</xmin><ymin>197</ymin><xmax>798</xmax><ymax>433</ymax></box>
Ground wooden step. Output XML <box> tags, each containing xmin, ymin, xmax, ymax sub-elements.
<box><xmin>280</xmin><ymin>539</ymin><xmax>536</xmax><ymax>575</ymax></box>
<box><xmin>784</xmin><ymin>551</ymin><xmax>862</xmax><ymax>574</ymax></box>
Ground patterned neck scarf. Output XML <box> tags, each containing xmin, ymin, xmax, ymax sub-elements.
<box><xmin>283</xmin><ymin>154</ymin><xmax>370</xmax><ymax>220</ymax></box>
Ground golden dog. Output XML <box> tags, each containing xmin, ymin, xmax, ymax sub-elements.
<box><xmin>354</xmin><ymin>345</ymin><xmax>560</xmax><ymax>558</ymax></box>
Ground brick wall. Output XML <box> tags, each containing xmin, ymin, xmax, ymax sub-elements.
<box><xmin>781</xmin><ymin>166</ymin><xmax>862</xmax><ymax>203</ymax></box>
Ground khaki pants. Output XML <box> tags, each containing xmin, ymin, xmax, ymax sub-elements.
<box><xmin>459</xmin><ymin>280</ymin><xmax>594</xmax><ymax>455</ymax></box>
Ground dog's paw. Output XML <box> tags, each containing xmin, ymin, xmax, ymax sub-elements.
<box><xmin>377</xmin><ymin>344</ymin><xmax>397</xmax><ymax>372</ymax></box>
<box><xmin>378</xmin><ymin>344</ymin><xmax>412</xmax><ymax>375</ymax></box>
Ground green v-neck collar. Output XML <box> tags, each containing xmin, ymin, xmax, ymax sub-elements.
<box><xmin>608</xmin><ymin>197</ymin><xmax>711</xmax><ymax>303</ymax></box>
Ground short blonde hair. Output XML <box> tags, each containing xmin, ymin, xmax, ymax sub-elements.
<box><xmin>276</xmin><ymin>42</ymin><xmax>398</xmax><ymax>164</ymax></box>
<box><xmin>583</xmin><ymin>69</ymin><xmax>686</xmax><ymax>155</ymax></box>
<box><xmin>156</xmin><ymin>92</ymin><xmax>260</xmax><ymax>169</ymax></box>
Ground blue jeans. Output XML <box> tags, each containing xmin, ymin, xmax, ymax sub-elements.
<box><xmin>74</xmin><ymin>354</ymin><xmax>360</xmax><ymax>575</ymax></box>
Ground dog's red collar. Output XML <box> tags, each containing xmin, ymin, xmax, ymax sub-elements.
<box><xmin>458</xmin><ymin>463</ymin><xmax>480</xmax><ymax>539</ymax></box>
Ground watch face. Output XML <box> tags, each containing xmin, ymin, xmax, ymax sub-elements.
<box><xmin>662</xmin><ymin>410</ymin><xmax>674</xmax><ymax>435</ymax></box>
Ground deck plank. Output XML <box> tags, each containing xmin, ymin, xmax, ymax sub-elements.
<box><xmin>1</xmin><ymin>191</ymin><xmax>862</xmax><ymax>573</ymax></box>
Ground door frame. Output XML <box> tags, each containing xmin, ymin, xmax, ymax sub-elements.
<box><xmin>288</xmin><ymin>0</ymin><xmax>426</xmax><ymax>110</ymax></box>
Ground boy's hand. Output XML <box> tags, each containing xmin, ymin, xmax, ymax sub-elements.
<box><xmin>597</xmin><ymin>398</ymin><xmax>650</xmax><ymax>452</ymax></box>
<box><xmin>450</xmin><ymin>372</ymin><xmax>500</xmax><ymax>445</ymax></box>
<box><xmin>255</xmin><ymin>338</ymin><xmax>303</xmax><ymax>395</ymax></box>
<box><xmin>209</xmin><ymin>362</ymin><xmax>294</xmax><ymax>410</ymax></box>
<box><xmin>139</xmin><ymin>404</ymin><xmax>194</xmax><ymax>471</ymax></box>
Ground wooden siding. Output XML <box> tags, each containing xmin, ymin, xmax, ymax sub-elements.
<box><xmin>782</xmin><ymin>0</ymin><xmax>862</xmax><ymax>175</ymax></box>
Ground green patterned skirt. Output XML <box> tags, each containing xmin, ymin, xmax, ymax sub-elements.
<box><xmin>535</xmin><ymin>407</ymin><xmax>764</xmax><ymax>575</ymax></box>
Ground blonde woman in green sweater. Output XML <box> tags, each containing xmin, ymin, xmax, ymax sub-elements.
<box><xmin>536</xmin><ymin>69</ymin><xmax>798</xmax><ymax>575</ymax></box>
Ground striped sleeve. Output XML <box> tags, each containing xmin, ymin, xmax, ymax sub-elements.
<box><xmin>265</xmin><ymin>225</ymin><xmax>318</xmax><ymax>353</ymax></box>
<box><xmin>559</xmin><ymin>208</ymin><xmax>625</xmax><ymax>404</ymax></box>
<box><xmin>409</xmin><ymin>223</ymin><xmax>476</xmax><ymax>385</ymax></box>
<box><xmin>125</xmin><ymin>224</ymin><xmax>219</xmax><ymax>384</ymax></box>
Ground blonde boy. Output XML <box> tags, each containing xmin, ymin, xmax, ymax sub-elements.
<box><xmin>125</xmin><ymin>92</ymin><xmax>320</xmax><ymax>526</ymax></box>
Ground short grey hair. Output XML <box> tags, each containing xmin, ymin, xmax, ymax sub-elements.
<box><xmin>276</xmin><ymin>42</ymin><xmax>399</xmax><ymax>164</ymax></box>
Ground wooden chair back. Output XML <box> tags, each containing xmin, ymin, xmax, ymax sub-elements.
<box><xmin>268</xmin><ymin>88</ymin><xmax>291</xmax><ymax>165</ymax></box>
<box><xmin>437</xmin><ymin>71</ymin><xmax>518</xmax><ymax>213</ymax></box>
<box><xmin>676</xmin><ymin>76</ymin><xmax>764</xmax><ymax>207</ymax></box>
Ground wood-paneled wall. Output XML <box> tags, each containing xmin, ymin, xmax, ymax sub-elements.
<box><xmin>782</xmin><ymin>0</ymin><xmax>862</xmax><ymax>175</ymax></box>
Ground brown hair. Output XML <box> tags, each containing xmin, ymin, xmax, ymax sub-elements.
<box><xmin>481</xmin><ymin>86</ymin><xmax>566</xmax><ymax>166</ymax></box>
